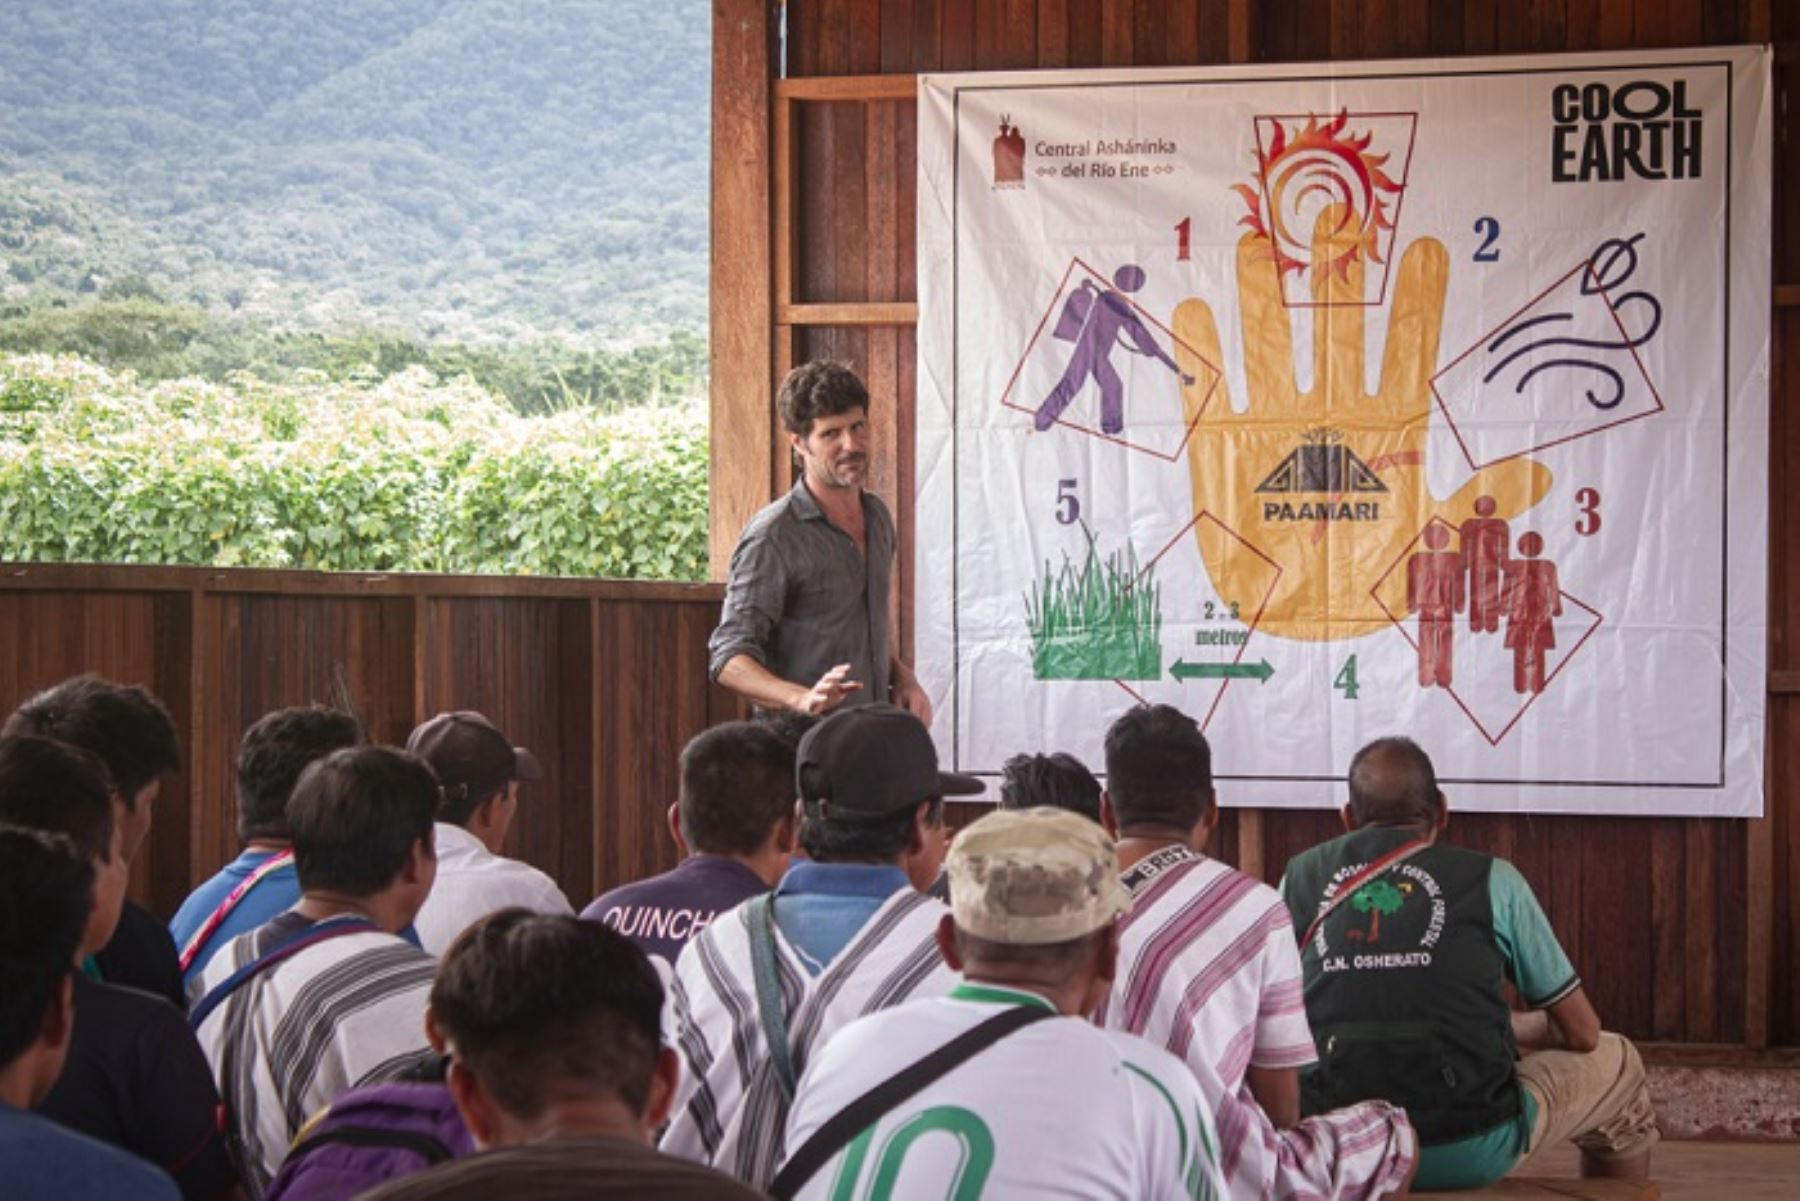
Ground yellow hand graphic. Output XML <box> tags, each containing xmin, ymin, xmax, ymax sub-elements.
<box><xmin>1175</xmin><ymin>207</ymin><xmax>1552</xmax><ymax>642</ymax></box>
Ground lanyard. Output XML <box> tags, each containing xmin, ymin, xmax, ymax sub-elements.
<box><xmin>178</xmin><ymin>849</ymin><xmax>295</xmax><ymax>974</ymax></box>
<box><xmin>1298</xmin><ymin>839</ymin><xmax>1430</xmax><ymax>949</ymax></box>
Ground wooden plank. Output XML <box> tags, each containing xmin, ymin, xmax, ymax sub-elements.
<box><xmin>1567</xmin><ymin>0</ymin><xmax>1601</xmax><ymax>49</ymax></box>
<box><xmin>1597</xmin><ymin>0</ymin><xmax>1635</xmax><ymax>47</ymax></box>
<box><xmin>1167</xmin><ymin>0</ymin><xmax>1202</xmax><ymax>64</ymax></box>
<box><xmin>1682</xmin><ymin>819</ymin><xmax>1721</xmax><ymax>1041</ymax></box>
<box><xmin>775</xmin><ymin>74</ymin><xmax>920</xmax><ymax>100</ymax></box>
<box><xmin>1227</xmin><ymin>0</ymin><xmax>1257</xmax><ymax>62</ymax></box>
<box><xmin>1234</xmin><ymin>807</ymin><xmax>1267</xmax><ymax>882</ymax></box>
<box><xmin>778</xmin><ymin>301</ymin><xmax>921</xmax><ymax>325</ymax></box>
<box><xmin>1461</xmin><ymin>0</ymin><xmax>1497</xmax><ymax>53</ymax></box>
<box><xmin>776</xmin><ymin>95</ymin><xmax>796</xmax><ymax>310</ymax></box>
<box><xmin>1650</xmin><ymin>820</ymin><xmax>1686</xmax><ymax>1039</ymax></box>
<box><xmin>939</xmin><ymin>0</ymin><xmax>977</xmax><ymax>71</ymax></box>
<box><xmin>1038</xmin><ymin>0</ymin><xmax>1072</xmax><ymax>67</ymax></box>
<box><xmin>1634</xmin><ymin>0</ymin><xmax>1670</xmax><ymax>48</ymax></box>
<box><xmin>1362</xmin><ymin>0</ymin><xmax>1397</xmax><ymax>56</ymax></box>
<box><xmin>1133</xmin><ymin>0</ymin><xmax>1169</xmax><ymax>67</ymax></box>
<box><xmin>711</xmin><ymin>0</ymin><xmax>777</xmax><ymax>579</ymax></box>
<box><xmin>1101</xmin><ymin>0</ymin><xmax>1134</xmax><ymax>64</ymax></box>
<box><xmin>1069</xmin><ymin>0</ymin><xmax>1105</xmax><ymax>67</ymax></box>
<box><xmin>0</xmin><ymin>561</ymin><xmax>722</xmax><ymax>604</ymax></box>
<box><xmin>1396</xmin><ymin>0</ymin><xmax>1430</xmax><ymax>55</ymax></box>
<box><xmin>1331</xmin><ymin>0</ymin><xmax>1363</xmax><ymax>57</ymax></box>
<box><xmin>1775</xmin><ymin>287</ymin><xmax>1800</xmax><ymax>309</ymax></box>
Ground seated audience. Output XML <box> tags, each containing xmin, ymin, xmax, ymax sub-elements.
<box><xmin>661</xmin><ymin>703</ymin><xmax>980</xmax><ymax>1187</ymax></box>
<box><xmin>4</xmin><ymin>673</ymin><xmax>186</xmax><ymax>1009</ymax></box>
<box><xmin>361</xmin><ymin>912</ymin><xmax>766</xmax><ymax>1200</ymax></box>
<box><xmin>780</xmin><ymin>806</ymin><xmax>1226</xmax><ymax>1199</ymax></box>
<box><xmin>405</xmin><ymin>711</ymin><xmax>571</xmax><ymax>954</ymax></box>
<box><xmin>0</xmin><ymin>737</ymin><xmax>238</xmax><ymax>1201</ymax></box>
<box><xmin>170</xmin><ymin>706</ymin><xmax>363</xmax><ymax>984</ymax></box>
<box><xmin>0</xmin><ymin>825</ymin><xmax>180</xmax><ymax>1199</ymax></box>
<box><xmin>191</xmin><ymin>746</ymin><xmax>441</xmax><ymax>1197</ymax></box>
<box><xmin>1095</xmin><ymin>706</ymin><xmax>1415</xmax><ymax>1198</ymax></box>
<box><xmin>583</xmin><ymin>721</ymin><xmax>797</xmax><ymax>967</ymax></box>
<box><xmin>1281</xmin><ymin>737</ymin><xmax>1658</xmax><ymax>1190</ymax></box>
<box><xmin>997</xmin><ymin>750</ymin><xmax>1102</xmax><ymax>822</ymax></box>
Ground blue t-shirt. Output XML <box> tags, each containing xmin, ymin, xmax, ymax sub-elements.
<box><xmin>0</xmin><ymin>1100</ymin><xmax>179</xmax><ymax>1200</ymax></box>
<box><xmin>583</xmin><ymin>856</ymin><xmax>771</xmax><ymax>967</ymax></box>
<box><xmin>771</xmin><ymin>861</ymin><xmax>911</xmax><ymax>975</ymax></box>
<box><xmin>168</xmin><ymin>848</ymin><xmax>301</xmax><ymax>985</ymax></box>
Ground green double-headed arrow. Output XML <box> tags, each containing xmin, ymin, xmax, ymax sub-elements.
<box><xmin>1169</xmin><ymin>658</ymin><xmax>1274</xmax><ymax>683</ymax></box>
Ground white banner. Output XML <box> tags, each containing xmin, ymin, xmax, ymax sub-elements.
<box><xmin>916</xmin><ymin>47</ymin><xmax>1770</xmax><ymax>817</ymax></box>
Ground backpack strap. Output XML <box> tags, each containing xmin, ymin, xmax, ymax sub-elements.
<box><xmin>747</xmin><ymin>893</ymin><xmax>798</xmax><ymax>1102</ymax></box>
<box><xmin>769</xmin><ymin>1004</ymin><xmax>1055</xmax><ymax>1200</ymax></box>
<box><xmin>1298</xmin><ymin>838</ymin><xmax>1430</xmax><ymax>949</ymax></box>
<box><xmin>189</xmin><ymin>915</ymin><xmax>378</xmax><ymax>1031</ymax></box>
<box><xmin>178</xmin><ymin>849</ymin><xmax>295</xmax><ymax>974</ymax></box>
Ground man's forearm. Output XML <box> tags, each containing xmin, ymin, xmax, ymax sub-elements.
<box><xmin>717</xmin><ymin>654</ymin><xmax>808</xmax><ymax>711</ymax></box>
<box><xmin>890</xmin><ymin>655</ymin><xmax>917</xmax><ymax>689</ymax></box>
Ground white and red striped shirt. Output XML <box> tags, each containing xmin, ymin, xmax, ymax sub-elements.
<box><xmin>1099</xmin><ymin>845</ymin><xmax>1316</xmax><ymax>1092</ymax></box>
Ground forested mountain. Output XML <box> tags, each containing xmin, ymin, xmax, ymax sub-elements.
<box><xmin>0</xmin><ymin>0</ymin><xmax>710</xmax><ymax>345</ymax></box>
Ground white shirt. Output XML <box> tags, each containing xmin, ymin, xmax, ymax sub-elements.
<box><xmin>783</xmin><ymin>982</ymin><xmax>1226</xmax><ymax>1201</ymax></box>
<box><xmin>412</xmin><ymin>823</ymin><xmax>573</xmax><ymax>955</ymax></box>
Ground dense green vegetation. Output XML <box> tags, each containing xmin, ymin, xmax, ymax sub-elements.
<box><xmin>0</xmin><ymin>355</ymin><xmax>708</xmax><ymax>578</ymax></box>
<box><xmin>0</xmin><ymin>0</ymin><xmax>708</xmax><ymax>342</ymax></box>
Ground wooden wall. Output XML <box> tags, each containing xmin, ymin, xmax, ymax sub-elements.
<box><xmin>0</xmin><ymin>564</ymin><xmax>739</xmax><ymax>920</ymax></box>
<box><xmin>710</xmin><ymin>0</ymin><xmax>1798</xmax><ymax>1051</ymax></box>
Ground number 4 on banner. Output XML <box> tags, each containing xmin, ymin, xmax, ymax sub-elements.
<box><xmin>1335</xmin><ymin>655</ymin><xmax>1360</xmax><ymax>700</ymax></box>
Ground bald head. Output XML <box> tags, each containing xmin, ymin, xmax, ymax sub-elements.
<box><xmin>1346</xmin><ymin>737</ymin><xmax>1443</xmax><ymax>827</ymax></box>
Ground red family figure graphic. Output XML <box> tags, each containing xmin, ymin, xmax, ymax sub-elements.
<box><xmin>1460</xmin><ymin>495</ymin><xmax>1510</xmax><ymax>633</ymax></box>
<box><xmin>1503</xmin><ymin>532</ymin><xmax>1562</xmax><ymax>694</ymax></box>
<box><xmin>993</xmin><ymin>116</ymin><xmax>1025</xmax><ymax>187</ymax></box>
<box><xmin>1406</xmin><ymin>523</ymin><xmax>1465</xmax><ymax>688</ymax></box>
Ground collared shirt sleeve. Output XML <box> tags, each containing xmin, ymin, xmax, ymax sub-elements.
<box><xmin>708</xmin><ymin>525</ymin><xmax>789</xmax><ymax>681</ymax></box>
<box><xmin>1489</xmin><ymin>859</ymin><xmax>1580</xmax><ymax>1008</ymax></box>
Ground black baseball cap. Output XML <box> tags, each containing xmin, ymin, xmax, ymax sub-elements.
<box><xmin>797</xmin><ymin>704</ymin><xmax>983</xmax><ymax>820</ymax></box>
<box><xmin>405</xmin><ymin>711</ymin><xmax>542</xmax><ymax>803</ymax></box>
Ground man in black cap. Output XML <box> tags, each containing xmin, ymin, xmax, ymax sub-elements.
<box><xmin>406</xmin><ymin>711</ymin><xmax>572</xmax><ymax>955</ymax></box>
<box><xmin>660</xmin><ymin>703</ymin><xmax>982</xmax><ymax>1190</ymax></box>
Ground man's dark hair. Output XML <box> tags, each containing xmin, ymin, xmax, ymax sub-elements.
<box><xmin>777</xmin><ymin>360</ymin><xmax>869</xmax><ymax>436</ymax></box>
<box><xmin>236</xmin><ymin>706</ymin><xmax>364</xmax><ymax>843</ymax></box>
<box><xmin>2</xmin><ymin>674</ymin><xmax>180</xmax><ymax>805</ymax></box>
<box><xmin>799</xmin><ymin>798</ymin><xmax>943</xmax><ymax>863</ymax></box>
<box><xmin>999</xmin><ymin>752</ymin><xmax>1102</xmax><ymax>823</ymax></box>
<box><xmin>0</xmin><ymin>736</ymin><xmax>117</xmax><ymax>864</ymax></box>
<box><xmin>755</xmin><ymin>708</ymin><xmax>819</xmax><ymax>751</ymax></box>
<box><xmin>1103</xmin><ymin>704</ymin><xmax>1214</xmax><ymax>831</ymax></box>
<box><xmin>287</xmin><ymin>746</ymin><xmax>438</xmax><ymax>898</ymax></box>
<box><xmin>679</xmin><ymin>722</ymin><xmax>795</xmax><ymax>856</ymax></box>
<box><xmin>0</xmin><ymin>827</ymin><xmax>93</xmax><ymax>1068</ymax></box>
<box><xmin>431</xmin><ymin>911</ymin><xmax>664</xmax><ymax>1118</ymax></box>
<box><xmin>1347</xmin><ymin>736</ymin><xmax>1442</xmax><ymax>827</ymax></box>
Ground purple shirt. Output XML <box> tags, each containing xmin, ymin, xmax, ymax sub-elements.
<box><xmin>582</xmin><ymin>857</ymin><xmax>769</xmax><ymax>966</ymax></box>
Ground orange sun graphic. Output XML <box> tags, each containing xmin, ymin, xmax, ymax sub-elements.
<box><xmin>1233</xmin><ymin>109</ymin><xmax>1406</xmax><ymax>288</ymax></box>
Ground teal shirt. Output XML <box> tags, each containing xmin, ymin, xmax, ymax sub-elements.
<box><xmin>1411</xmin><ymin>859</ymin><xmax>1578</xmax><ymax>1191</ymax></box>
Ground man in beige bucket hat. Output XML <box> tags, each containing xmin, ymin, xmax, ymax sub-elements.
<box><xmin>774</xmin><ymin>806</ymin><xmax>1227</xmax><ymax>1200</ymax></box>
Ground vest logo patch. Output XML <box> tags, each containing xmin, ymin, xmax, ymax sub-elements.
<box><xmin>1313</xmin><ymin>860</ymin><xmax>1446</xmax><ymax>973</ymax></box>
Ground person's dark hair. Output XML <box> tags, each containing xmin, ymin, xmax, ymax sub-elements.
<box><xmin>2</xmin><ymin>674</ymin><xmax>180</xmax><ymax>804</ymax></box>
<box><xmin>755</xmin><ymin>708</ymin><xmax>819</xmax><ymax>751</ymax></box>
<box><xmin>1102</xmin><ymin>704</ymin><xmax>1214</xmax><ymax>831</ymax></box>
<box><xmin>0</xmin><ymin>736</ymin><xmax>117</xmax><ymax>863</ymax></box>
<box><xmin>438</xmin><ymin>780</ymin><xmax>501</xmax><ymax>830</ymax></box>
<box><xmin>1347</xmin><ymin>736</ymin><xmax>1442</xmax><ymax>827</ymax></box>
<box><xmin>236</xmin><ymin>706</ymin><xmax>364</xmax><ymax>843</ymax></box>
<box><xmin>431</xmin><ymin>911</ymin><xmax>663</xmax><ymax>1118</ymax></box>
<box><xmin>999</xmin><ymin>752</ymin><xmax>1102</xmax><ymax>823</ymax></box>
<box><xmin>0</xmin><ymin>826</ymin><xmax>93</xmax><ymax>1069</ymax></box>
<box><xmin>952</xmin><ymin>928</ymin><xmax>1100</xmax><ymax>976</ymax></box>
<box><xmin>287</xmin><ymin>746</ymin><xmax>438</xmax><ymax>897</ymax></box>
<box><xmin>799</xmin><ymin>798</ymin><xmax>943</xmax><ymax>864</ymax></box>
<box><xmin>680</xmin><ymin>722</ymin><xmax>795</xmax><ymax>856</ymax></box>
<box><xmin>777</xmin><ymin>360</ymin><xmax>869</xmax><ymax>437</ymax></box>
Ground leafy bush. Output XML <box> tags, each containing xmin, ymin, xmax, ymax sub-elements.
<box><xmin>0</xmin><ymin>354</ymin><xmax>708</xmax><ymax>579</ymax></box>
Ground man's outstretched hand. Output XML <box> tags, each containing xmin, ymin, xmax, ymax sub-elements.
<box><xmin>796</xmin><ymin>664</ymin><xmax>862</xmax><ymax>715</ymax></box>
<box><xmin>1175</xmin><ymin>206</ymin><xmax>1553</xmax><ymax>641</ymax></box>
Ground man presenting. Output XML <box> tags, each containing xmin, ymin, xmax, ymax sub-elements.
<box><xmin>709</xmin><ymin>361</ymin><xmax>931</xmax><ymax>718</ymax></box>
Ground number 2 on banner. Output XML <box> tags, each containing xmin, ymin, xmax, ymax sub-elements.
<box><xmin>1472</xmin><ymin>216</ymin><xmax>1501</xmax><ymax>262</ymax></box>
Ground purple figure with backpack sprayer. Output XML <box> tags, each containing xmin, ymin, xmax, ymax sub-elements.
<box><xmin>1034</xmin><ymin>264</ymin><xmax>1193</xmax><ymax>436</ymax></box>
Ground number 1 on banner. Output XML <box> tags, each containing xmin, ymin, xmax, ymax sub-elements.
<box><xmin>1175</xmin><ymin>217</ymin><xmax>1191</xmax><ymax>262</ymax></box>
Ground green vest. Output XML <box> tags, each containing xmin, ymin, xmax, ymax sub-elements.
<box><xmin>1284</xmin><ymin>826</ymin><xmax>1521</xmax><ymax>1144</ymax></box>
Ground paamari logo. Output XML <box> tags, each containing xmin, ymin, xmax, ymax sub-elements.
<box><xmin>1552</xmin><ymin>79</ymin><xmax>1702</xmax><ymax>183</ymax></box>
<box><xmin>1256</xmin><ymin>428</ymin><xmax>1387</xmax><ymax>523</ymax></box>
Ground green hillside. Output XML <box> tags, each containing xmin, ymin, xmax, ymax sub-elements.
<box><xmin>0</xmin><ymin>0</ymin><xmax>710</xmax><ymax>345</ymax></box>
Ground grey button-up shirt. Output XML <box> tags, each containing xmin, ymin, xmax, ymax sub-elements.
<box><xmin>707</xmin><ymin>479</ymin><xmax>895</xmax><ymax>706</ymax></box>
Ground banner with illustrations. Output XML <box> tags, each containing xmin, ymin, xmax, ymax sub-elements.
<box><xmin>915</xmin><ymin>47</ymin><xmax>1770</xmax><ymax>816</ymax></box>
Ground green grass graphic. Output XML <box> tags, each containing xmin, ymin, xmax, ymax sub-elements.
<box><xmin>1024</xmin><ymin>530</ymin><xmax>1163</xmax><ymax>680</ymax></box>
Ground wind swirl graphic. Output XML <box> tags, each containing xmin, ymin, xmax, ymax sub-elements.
<box><xmin>1234</xmin><ymin>110</ymin><xmax>1406</xmax><ymax>287</ymax></box>
<box><xmin>1482</xmin><ymin>233</ymin><xmax>1663</xmax><ymax>412</ymax></box>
